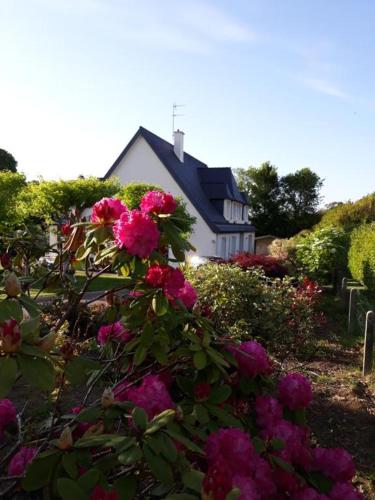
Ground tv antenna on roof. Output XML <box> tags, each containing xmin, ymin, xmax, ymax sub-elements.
<box><xmin>172</xmin><ymin>103</ymin><xmax>185</xmax><ymax>136</ymax></box>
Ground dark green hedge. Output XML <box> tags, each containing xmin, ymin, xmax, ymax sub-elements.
<box><xmin>348</xmin><ymin>222</ymin><xmax>375</xmax><ymax>290</ymax></box>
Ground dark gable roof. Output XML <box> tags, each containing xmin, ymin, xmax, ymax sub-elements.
<box><xmin>104</xmin><ymin>126</ymin><xmax>255</xmax><ymax>234</ymax></box>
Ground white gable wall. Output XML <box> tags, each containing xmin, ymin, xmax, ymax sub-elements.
<box><xmin>110</xmin><ymin>136</ymin><xmax>217</xmax><ymax>257</ymax></box>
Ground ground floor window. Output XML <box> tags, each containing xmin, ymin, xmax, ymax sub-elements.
<box><xmin>217</xmin><ymin>233</ymin><xmax>254</xmax><ymax>259</ymax></box>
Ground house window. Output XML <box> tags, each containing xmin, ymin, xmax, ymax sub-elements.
<box><xmin>230</xmin><ymin>235</ymin><xmax>237</xmax><ymax>256</ymax></box>
<box><xmin>243</xmin><ymin>205</ymin><xmax>249</xmax><ymax>222</ymax></box>
<box><xmin>220</xmin><ymin>236</ymin><xmax>227</xmax><ymax>259</ymax></box>
<box><xmin>223</xmin><ymin>200</ymin><xmax>231</xmax><ymax>221</ymax></box>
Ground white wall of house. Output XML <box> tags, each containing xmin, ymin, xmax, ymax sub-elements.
<box><xmin>109</xmin><ymin>136</ymin><xmax>217</xmax><ymax>257</ymax></box>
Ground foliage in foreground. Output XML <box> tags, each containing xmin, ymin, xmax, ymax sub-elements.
<box><xmin>0</xmin><ymin>191</ymin><xmax>363</xmax><ymax>499</ymax></box>
<box><xmin>348</xmin><ymin>222</ymin><xmax>375</xmax><ymax>291</ymax></box>
<box><xmin>186</xmin><ymin>263</ymin><xmax>323</xmax><ymax>356</ymax></box>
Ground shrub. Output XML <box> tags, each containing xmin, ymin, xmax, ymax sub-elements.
<box><xmin>320</xmin><ymin>193</ymin><xmax>375</xmax><ymax>231</ymax></box>
<box><xmin>186</xmin><ymin>263</ymin><xmax>323</xmax><ymax>355</ymax></box>
<box><xmin>348</xmin><ymin>222</ymin><xmax>375</xmax><ymax>290</ymax></box>
<box><xmin>230</xmin><ymin>252</ymin><xmax>288</xmax><ymax>278</ymax></box>
<box><xmin>295</xmin><ymin>226</ymin><xmax>349</xmax><ymax>281</ymax></box>
<box><xmin>0</xmin><ymin>192</ymin><xmax>360</xmax><ymax>499</ymax></box>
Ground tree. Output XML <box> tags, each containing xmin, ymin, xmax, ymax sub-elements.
<box><xmin>236</xmin><ymin>162</ymin><xmax>285</xmax><ymax>236</ymax></box>
<box><xmin>280</xmin><ymin>168</ymin><xmax>323</xmax><ymax>235</ymax></box>
<box><xmin>0</xmin><ymin>149</ymin><xmax>17</xmax><ymax>172</ymax></box>
<box><xmin>236</xmin><ymin>164</ymin><xmax>323</xmax><ymax>237</ymax></box>
<box><xmin>17</xmin><ymin>177</ymin><xmax>121</xmax><ymax>223</ymax></box>
<box><xmin>0</xmin><ymin>171</ymin><xmax>27</xmax><ymax>229</ymax></box>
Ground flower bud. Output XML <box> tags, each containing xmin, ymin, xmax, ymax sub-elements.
<box><xmin>3</xmin><ymin>273</ymin><xmax>22</xmax><ymax>297</ymax></box>
<box><xmin>38</xmin><ymin>332</ymin><xmax>57</xmax><ymax>352</ymax></box>
<box><xmin>57</xmin><ymin>426</ymin><xmax>73</xmax><ymax>450</ymax></box>
<box><xmin>101</xmin><ymin>387</ymin><xmax>115</xmax><ymax>408</ymax></box>
<box><xmin>0</xmin><ymin>319</ymin><xmax>22</xmax><ymax>353</ymax></box>
<box><xmin>0</xmin><ymin>253</ymin><xmax>12</xmax><ymax>269</ymax></box>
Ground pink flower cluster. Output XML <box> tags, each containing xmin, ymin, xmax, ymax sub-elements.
<box><xmin>115</xmin><ymin>375</ymin><xmax>174</xmax><ymax>419</ymax></box>
<box><xmin>228</xmin><ymin>340</ymin><xmax>272</xmax><ymax>378</ymax></box>
<box><xmin>140</xmin><ymin>191</ymin><xmax>177</xmax><ymax>215</ymax></box>
<box><xmin>91</xmin><ymin>485</ymin><xmax>119</xmax><ymax>500</ymax></box>
<box><xmin>312</xmin><ymin>447</ymin><xmax>355</xmax><ymax>482</ymax></box>
<box><xmin>278</xmin><ymin>373</ymin><xmax>313</xmax><ymax>410</ymax></box>
<box><xmin>203</xmin><ymin>428</ymin><xmax>276</xmax><ymax>499</ymax></box>
<box><xmin>97</xmin><ymin>322</ymin><xmax>133</xmax><ymax>346</ymax></box>
<box><xmin>0</xmin><ymin>399</ymin><xmax>17</xmax><ymax>440</ymax></box>
<box><xmin>8</xmin><ymin>447</ymin><xmax>38</xmax><ymax>476</ymax></box>
<box><xmin>113</xmin><ymin>210</ymin><xmax>160</xmax><ymax>259</ymax></box>
<box><xmin>145</xmin><ymin>264</ymin><xmax>198</xmax><ymax>309</ymax></box>
<box><xmin>91</xmin><ymin>198</ymin><xmax>127</xmax><ymax>225</ymax></box>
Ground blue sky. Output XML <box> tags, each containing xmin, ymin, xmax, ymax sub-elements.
<box><xmin>1</xmin><ymin>0</ymin><xmax>375</xmax><ymax>204</ymax></box>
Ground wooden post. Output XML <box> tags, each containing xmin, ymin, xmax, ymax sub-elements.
<box><xmin>347</xmin><ymin>288</ymin><xmax>357</xmax><ymax>335</ymax></box>
<box><xmin>363</xmin><ymin>310</ymin><xmax>374</xmax><ymax>376</ymax></box>
<box><xmin>341</xmin><ymin>277</ymin><xmax>348</xmax><ymax>303</ymax></box>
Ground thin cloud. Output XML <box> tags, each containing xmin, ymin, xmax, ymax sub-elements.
<box><xmin>302</xmin><ymin>77</ymin><xmax>349</xmax><ymax>99</ymax></box>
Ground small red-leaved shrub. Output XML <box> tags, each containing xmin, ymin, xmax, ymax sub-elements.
<box><xmin>231</xmin><ymin>252</ymin><xmax>289</xmax><ymax>278</ymax></box>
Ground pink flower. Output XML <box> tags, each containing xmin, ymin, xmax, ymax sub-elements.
<box><xmin>252</xmin><ymin>455</ymin><xmax>277</xmax><ymax>498</ymax></box>
<box><xmin>273</xmin><ymin>469</ymin><xmax>304</xmax><ymax>495</ymax></box>
<box><xmin>177</xmin><ymin>280</ymin><xmax>198</xmax><ymax>309</ymax></box>
<box><xmin>228</xmin><ymin>340</ymin><xmax>272</xmax><ymax>378</ymax></box>
<box><xmin>312</xmin><ymin>447</ymin><xmax>355</xmax><ymax>482</ymax></box>
<box><xmin>97</xmin><ymin>322</ymin><xmax>132</xmax><ymax>346</ymax></box>
<box><xmin>194</xmin><ymin>382</ymin><xmax>211</xmax><ymax>401</ymax></box>
<box><xmin>115</xmin><ymin>375</ymin><xmax>174</xmax><ymax>419</ymax></box>
<box><xmin>8</xmin><ymin>447</ymin><xmax>38</xmax><ymax>476</ymax></box>
<box><xmin>164</xmin><ymin>269</ymin><xmax>186</xmax><ymax>298</ymax></box>
<box><xmin>91</xmin><ymin>198</ymin><xmax>127</xmax><ymax>225</ymax></box>
<box><xmin>292</xmin><ymin>487</ymin><xmax>329</xmax><ymax>499</ymax></box>
<box><xmin>205</xmin><ymin>428</ymin><xmax>255</xmax><ymax>476</ymax></box>
<box><xmin>113</xmin><ymin>210</ymin><xmax>160</xmax><ymax>259</ymax></box>
<box><xmin>91</xmin><ymin>485</ymin><xmax>120</xmax><ymax>500</ymax></box>
<box><xmin>145</xmin><ymin>264</ymin><xmax>172</xmax><ymax>288</ymax></box>
<box><xmin>329</xmin><ymin>482</ymin><xmax>364</xmax><ymax>500</ymax></box>
<box><xmin>202</xmin><ymin>459</ymin><xmax>234</xmax><ymax>500</ymax></box>
<box><xmin>278</xmin><ymin>373</ymin><xmax>312</xmax><ymax>411</ymax></box>
<box><xmin>140</xmin><ymin>191</ymin><xmax>177</xmax><ymax>215</ymax></box>
<box><xmin>0</xmin><ymin>319</ymin><xmax>21</xmax><ymax>353</ymax></box>
<box><xmin>265</xmin><ymin>420</ymin><xmax>311</xmax><ymax>467</ymax></box>
<box><xmin>232</xmin><ymin>475</ymin><xmax>261</xmax><ymax>500</ymax></box>
<box><xmin>61</xmin><ymin>222</ymin><xmax>72</xmax><ymax>236</ymax></box>
<box><xmin>255</xmin><ymin>396</ymin><xmax>283</xmax><ymax>429</ymax></box>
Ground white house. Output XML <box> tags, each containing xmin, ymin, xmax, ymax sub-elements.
<box><xmin>103</xmin><ymin>127</ymin><xmax>255</xmax><ymax>260</ymax></box>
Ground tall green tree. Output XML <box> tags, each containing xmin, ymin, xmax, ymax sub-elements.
<box><xmin>0</xmin><ymin>149</ymin><xmax>17</xmax><ymax>172</ymax></box>
<box><xmin>236</xmin><ymin>162</ymin><xmax>284</xmax><ymax>236</ymax></box>
<box><xmin>280</xmin><ymin>168</ymin><xmax>323</xmax><ymax>234</ymax></box>
<box><xmin>0</xmin><ymin>171</ymin><xmax>27</xmax><ymax>228</ymax></box>
<box><xmin>236</xmin><ymin>164</ymin><xmax>323</xmax><ymax>237</ymax></box>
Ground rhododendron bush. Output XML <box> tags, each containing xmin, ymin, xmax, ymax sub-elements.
<box><xmin>0</xmin><ymin>192</ymin><xmax>363</xmax><ymax>499</ymax></box>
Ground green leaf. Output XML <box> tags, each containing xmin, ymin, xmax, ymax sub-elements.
<box><xmin>152</xmin><ymin>293</ymin><xmax>169</xmax><ymax>317</ymax></box>
<box><xmin>0</xmin><ymin>300</ymin><xmax>23</xmax><ymax>322</ymax></box>
<box><xmin>18</xmin><ymin>343</ymin><xmax>45</xmax><ymax>358</ymax></box>
<box><xmin>75</xmin><ymin>434</ymin><xmax>127</xmax><ymax>448</ymax></box>
<box><xmin>17</xmin><ymin>353</ymin><xmax>55</xmax><ymax>391</ymax></box>
<box><xmin>225</xmin><ymin>488</ymin><xmax>241</xmax><ymax>500</ymax></box>
<box><xmin>0</xmin><ymin>356</ymin><xmax>17</xmax><ymax>397</ymax></box>
<box><xmin>252</xmin><ymin>436</ymin><xmax>266</xmax><ymax>454</ymax></box>
<box><xmin>19</xmin><ymin>294</ymin><xmax>41</xmax><ymax>318</ymax></box>
<box><xmin>57</xmin><ymin>478</ymin><xmax>88</xmax><ymax>500</ymax></box>
<box><xmin>143</xmin><ymin>445</ymin><xmax>174</xmax><ymax>484</ymax></box>
<box><xmin>118</xmin><ymin>445</ymin><xmax>143</xmax><ymax>465</ymax></box>
<box><xmin>75</xmin><ymin>245</ymin><xmax>94</xmax><ymax>261</ymax></box>
<box><xmin>182</xmin><ymin>470</ymin><xmax>204</xmax><ymax>493</ymax></box>
<box><xmin>132</xmin><ymin>406</ymin><xmax>148</xmax><ymax>431</ymax></box>
<box><xmin>239</xmin><ymin>377</ymin><xmax>258</xmax><ymax>395</ymax></box>
<box><xmin>65</xmin><ymin>357</ymin><xmax>100</xmax><ymax>386</ymax></box>
<box><xmin>194</xmin><ymin>404</ymin><xmax>209</xmax><ymax>425</ymax></box>
<box><xmin>77</xmin><ymin>469</ymin><xmax>101</xmax><ymax>492</ymax></box>
<box><xmin>157</xmin><ymin>434</ymin><xmax>178</xmax><ymax>463</ymax></box>
<box><xmin>146</xmin><ymin>409</ymin><xmax>176</xmax><ymax>434</ymax></box>
<box><xmin>193</xmin><ymin>351</ymin><xmax>207</xmax><ymax>370</ymax></box>
<box><xmin>207</xmin><ymin>405</ymin><xmax>243</xmax><ymax>428</ymax></box>
<box><xmin>166</xmin><ymin>495</ymin><xmax>198</xmax><ymax>500</ymax></box>
<box><xmin>271</xmin><ymin>438</ymin><xmax>285</xmax><ymax>451</ymax></box>
<box><xmin>74</xmin><ymin>407</ymin><xmax>102</xmax><ymax>423</ymax></box>
<box><xmin>306</xmin><ymin>471</ymin><xmax>334</xmax><ymax>494</ymax></box>
<box><xmin>133</xmin><ymin>344</ymin><xmax>148</xmax><ymax>366</ymax></box>
<box><xmin>62</xmin><ymin>452</ymin><xmax>78</xmax><ymax>479</ymax></box>
<box><xmin>271</xmin><ymin>455</ymin><xmax>294</xmax><ymax>473</ymax></box>
<box><xmin>22</xmin><ymin>451</ymin><xmax>61</xmax><ymax>491</ymax></box>
<box><xmin>114</xmin><ymin>475</ymin><xmax>137</xmax><ymax>500</ymax></box>
<box><xmin>140</xmin><ymin>322</ymin><xmax>154</xmax><ymax>347</ymax></box>
<box><xmin>20</xmin><ymin>316</ymin><xmax>40</xmax><ymax>340</ymax></box>
<box><xmin>151</xmin><ymin>343</ymin><xmax>169</xmax><ymax>365</ymax></box>
<box><xmin>165</xmin><ymin>428</ymin><xmax>203</xmax><ymax>454</ymax></box>
<box><xmin>208</xmin><ymin>385</ymin><xmax>232</xmax><ymax>404</ymax></box>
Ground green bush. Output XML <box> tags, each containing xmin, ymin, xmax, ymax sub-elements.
<box><xmin>320</xmin><ymin>193</ymin><xmax>375</xmax><ymax>230</ymax></box>
<box><xmin>185</xmin><ymin>262</ymin><xmax>322</xmax><ymax>356</ymax></box>
<box><xmin>295</xmin><ymin>226</ymin><xmax>349</xmax><ymax>281</ymax></box>
<box><xmin>348</xmin><ymin>222</ymin><xmax>375</xmax><ymax>290</ymax></box>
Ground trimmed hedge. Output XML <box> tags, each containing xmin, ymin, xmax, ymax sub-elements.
<box><xmin>320</xmin><ymin>193</ymin><xmax>375</xmax><ymax>230</ymax></box>
<box><xmin>348</xmin><ymin>222</ymin><xmax>375</xmax><ymax>290</ymax></box>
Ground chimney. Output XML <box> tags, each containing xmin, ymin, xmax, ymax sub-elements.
<box><xmin>173</xmin><ymin>129</ymin><xmax>184</xmax><ymax>162</ymax></box>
